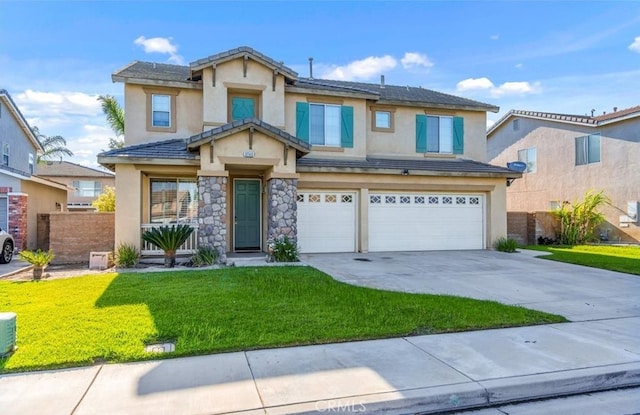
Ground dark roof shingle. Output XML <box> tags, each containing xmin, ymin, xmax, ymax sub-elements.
<box><xmin>98</xmin><ymin>139</ymin><xmax>195</xmax><ymax>160</ymax></box>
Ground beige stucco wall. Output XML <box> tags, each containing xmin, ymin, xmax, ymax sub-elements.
<box><xmin>201</xmin><ymin>60</ymin><xmax>286</xmax><ymax>128</ymax></box>
<box><xmin>367</xmin><ymin>107</ymin><xmax>488</xmax><ymax>162</ymax></box>
<box><xmin>298</xmin><ymin>172</ymin><xmax>508</xmax><ymax>251</ymax></box>
<box><xmin>21</xmin><ymin>180</ymin><xmax>67</xmax><ymax>249</ymax></box>
<box><xmin>284</xmin><ymin>92</ymin><xmax>368</xmax><ymax>159</ymax></box>
<box><xmin>124</xmin><ymin>84</ymin><xmax>203</xmax><ymax>145</ymax></box>
<box><xmin>489</xmin><ymin>116</ymin><xmax>640</xmax><ymax>242</ymax></box>
<box><xmin>114</xmin><ymin>164</ymin><xmax>142</xmax><ymax>247</ymax></box>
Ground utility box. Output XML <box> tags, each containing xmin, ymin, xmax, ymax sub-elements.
<box><xmin>0</xmin><ymin>312</ymin><xmax>17</xmax><ymax>357</ymax></box>
<box><xmin>89</xmin><ymin>251</ymin><xmax>113</xmax><ymax>270</ymax></box>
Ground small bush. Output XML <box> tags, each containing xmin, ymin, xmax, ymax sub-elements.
<box><xmin>18</xmin><ymin>249</ymin><xmax>55</xmax><ymax>267</ymax></box>
<box><xmin>553</xmin><ymin>190</ymin><xmax>610</xmax><ymax>245</ymax></box>
<box><xmin>92</xmin><ymin>186</ymin><xmax>115</xmax><ymax>212</ymax></box>
<box><xmin>115</xmin><ymin>243</ymin><xmax>139</xmax><ymax>268</ymax></box>
<box><xmin>494</xmin><ymin>237</ymin><xmax>518</xmax><ymax>253</ymax></box>
<box><xmin>190</xmin><ymin>246</ymin><xmax>219</xmax><ymax>267</ymax></box>
<box><xmin>268</xmin><ymin>236</ymin><xmax>299</xmax><ymax>262</ymax></box>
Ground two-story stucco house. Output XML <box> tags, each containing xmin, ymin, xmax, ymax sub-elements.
<box><xmin>487</xmin><ymin>107</ymin><xmax>640</xmax><ymax>243</ymax></box>
<box><xmin>0</xmin><ymin>89</ymin><xmax>68</xmax><ymax>250</ymax></box>
<box><xmin>98</xmin><ymin>47</ymin><xmax>519</xmax><ymax>262</ymax></box>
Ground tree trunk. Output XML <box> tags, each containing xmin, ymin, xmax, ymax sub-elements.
<box><xmin>164</xmin><ymin>251</ymin><xmax>176</xmax><ymax>268</ymax></box>
<box><xmin>33</xmin><ymin>266</ymin><xmax>43</xmax><ymax>280</ymax></box>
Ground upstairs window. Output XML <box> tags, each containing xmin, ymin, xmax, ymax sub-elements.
<box><xmin>152</xmin><ymin>94</ymin><xmax>171</xmax><ymax>127</ymax></box>
<box><xmin>73</xmin><ymin>180</ymin><xmax>102</xmax><ymax>197</ymax></box>
<box><xmin>230</xmin><ymin>96</ymin><xmax>257</xmax><ymax>121</ymax></box>
<box><xmin>144</xmin><ymin>88</ymin><xmax>178</xmax><ymax>133</ymax></box>
<box><xmin>517</xmin><ymin>147</ymin><xmax>537</xmax><ymax>173</ymax></box>
<box><xmin>513</xmin><ymin>119</ymin><xmax>520</xmax><ymax>131</ymax></box>
<box><xmin>416</xmin><ymin>115</ymin><xmax>464</xmax><ymax>154</ymax></box>
<box><xmin>575</xmin><ymin>133</ymin><xmax>600</xmax><ymax>165</ymax></box>
<box><xmin>2</xmin><ymin>143</ymin><xmax>8</xmax><ymax>165</ymax></box>
<box><xmin>28</xmin><ymin>153</ymin><xmax>34</xmax><ymax>174</ymax></box>
<box><xmin>296</xmin><ymin>102</ymin><xmax>354</xmax><ymax>148</ymax></box>
<box><xmin>371</xmin><ymin>106</ymin><xmax>395</xmax><ymax>132</ymax></box>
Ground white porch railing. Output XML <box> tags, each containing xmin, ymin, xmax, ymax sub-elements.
<box><xmin>140</xmin><ymin>223</ymin><xmax>199</xmax><ymax>256</ymax></box>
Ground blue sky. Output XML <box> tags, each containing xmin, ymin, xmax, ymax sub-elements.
<box><xmin>1</xmin><ymin>1</ymin><xmax>639</xmax><ymax>167</ymax></box>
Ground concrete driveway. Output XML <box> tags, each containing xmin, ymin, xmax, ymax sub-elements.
<box><xmin>302</xmin><ymin>249</ymin><xmax>640</xmax><ymax>322</ymax></box>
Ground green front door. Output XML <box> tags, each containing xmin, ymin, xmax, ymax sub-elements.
<box><xmin>234</xmin><ymin>179</ymin><xmax>261</xmax><ymax>250</ymax></box>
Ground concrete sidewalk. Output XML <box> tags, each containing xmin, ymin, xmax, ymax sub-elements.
<box><xmin>1</xmin><ymin>318</ymin><xmax>639</xmax><ymax>415</ymax></box>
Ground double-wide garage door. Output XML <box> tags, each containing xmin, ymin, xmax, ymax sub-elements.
<box><xmin>297</xmin><ymin>191</ymin><xmax>484</xmax><ymax>253</ymax></box>
<box><xmin>368</xmin><ymin>193</ymin><xmax>484</xmax><ymax>251</ymax></box>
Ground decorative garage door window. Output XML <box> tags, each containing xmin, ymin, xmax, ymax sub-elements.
<box><xmin>370</xmin><ymin>194</ymin><xmax>479</xmax><ymax>206</ymax></box>
<box><xmin>298</xmin><ymin>193</ymin><xmax>354</xmax><ymax>204</ymax></box>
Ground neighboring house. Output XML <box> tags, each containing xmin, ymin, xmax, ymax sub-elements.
<box><xmin>37</xmin><ymin>161</ymin><xmax>115</xmax><ymax>211</ymax></box>
<box><xmin>487</xmin><ymin>107</ymin><xmax>640</xmax><ymax>243</ymax></box>
<box><xmin>98</xmin><ymin>46</ymin><xmax>519</xmax><ymax>262</ymax></box>
<box><xmin>0</xmin><ymin>89</ymin><xmax>68</xmax><ymax>250</ymax></box>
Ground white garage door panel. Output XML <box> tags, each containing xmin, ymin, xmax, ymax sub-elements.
<box><xmin>369</xmin><ymin>194</ymin><xmax>484</xmax><ymax>252</ymax></box>
<box><xmin>297</xmin><ymin>192</ymin><xmax>356</xmax><ymax>253</ymax></box>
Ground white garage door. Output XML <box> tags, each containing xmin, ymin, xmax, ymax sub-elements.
<box><xmin>297</xmin><ymin>192</ymin><xmax>356</xmax><ymax>253</ymax></box>
<box><xmin>369</xmin><ymin>193</ymin><xmax>484</xmax><ymax>252</ymax></box>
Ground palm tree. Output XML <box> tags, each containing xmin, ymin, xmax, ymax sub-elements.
<box><xmin>32</xmin><ymin>126</ymin><xmax>74</xmax><ymax>163</ymax></box>
<box><xmin>141</xmin><ymin>224</ymin><xmax>194</xmax><ymax>268</ymax></box>
<box><xmin>98</xmin><ymin>95</ymin><xmax>125</xmax><ymax>149</ymax></box>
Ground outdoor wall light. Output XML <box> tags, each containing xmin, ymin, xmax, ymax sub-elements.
<box><xmin>402</xmin><ymin>169</ymin><xmax>409</xmax><ymax>176</ymax></box>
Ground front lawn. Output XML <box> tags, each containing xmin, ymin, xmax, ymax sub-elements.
<box><xmin>525</xmin><ymin>245</ymin><xmax>640</xmax><ymax>275</ymax></box>
<box><xmin>0</xmin><ymin>266</ymin><xmax>565</xmax><ymax>373</ymax></box>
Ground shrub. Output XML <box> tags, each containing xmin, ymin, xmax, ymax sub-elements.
<box><xmin>114</xmin><ymin>243</ymin><xmax>139</xmax><ymax>268</ymax></box>
<box><xmin>18</xmin><ymin>249</ymin><xmax>55</xmax><ymax>280</ymax></box>
<box><xmin>141</xmin><ymin>224</ymin><xmax>194</xmax><ymax>268</ymax></box>
<box><xmin>494</xmin><ymin>237</ymin><xmax>518</xmax><ymax>253</ymax></box>
<box><xmin>268</xmin><ymin>236</ymin><xmax>299</xmax><ymax>262</ymax></box>
<box><xmin>92</xmin><ymin>186</ymin><xmax>115</xmax><ymax>212</ymax></box>
<box><xmin>190</xmin><ymin>246</ymin><xmax>219</xmax><ymax>267</ymax></box>
<box><xmin>553</xmin><ymin>190</ymin><xmax>610</xmax><ymax>245</ymax></box>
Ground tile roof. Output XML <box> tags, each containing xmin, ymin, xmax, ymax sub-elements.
<box><xmin>297</xmin><ymin>157</ymin><xmax>519</xmax><ymax>177</ymax></box>
<box><xmin>188</xmin><ymin>118</ymin><xmax>311</xmax><ymax>153</ymax></box>
<box><xmin>293</xmin><ymin>79</ymin><xmax>498</xmax><ymax>111</ymax></box>
<box><xmin>488</xmin><ymin>106</ymin><xmax>640</xmax><ymax>135</ymax></box>
<box><xmin>98</xmin><ymin>138</ymin><xmax>196</xmax><ymax>161</ymax></box>
<box><xmin>190</xmin><ymin>46</ymin><xmax>298</xmax><ymax>80</ymax></box>
<box><xmin>111</xmin><ymin>47</ymin><xmax>497</xmax><ymax>111</ymax></box>
<box><xmin>37</xmin><ymin>161</ymin><xmax>114</xmax><ymax>177</ymax></box>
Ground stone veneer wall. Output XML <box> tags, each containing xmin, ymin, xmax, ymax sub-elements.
<box><xmin>267</xmin><ymin>178</ymin><xmax>297</xmax><ymax>243</ymax></box>
<box><xmin>8</xmin><ymin>194</ymin><xmax>28</xmax><ymax>250</ymax></box>
<box><xmin>198</xmin><ymin>176</ymin><xmax>227</xmax><ymax>264</ymax></box>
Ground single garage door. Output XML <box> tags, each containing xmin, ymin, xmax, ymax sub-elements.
<box><xmin>297</xmin><ymin>191</ymin><xmax>357</xmax><ymax>253</ymax></box>
<box><xmin>368</xmin><ymin>193</ymin><xmax>484</xmax><ymax>251</ymax></box>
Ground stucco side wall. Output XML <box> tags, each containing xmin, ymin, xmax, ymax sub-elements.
<box><xmin>41</xmin><ymin>176</ymin><xmax>116</xmax><ymax>206</ymax></box>
<box><xmin>367</xmin><ymin>107</ymin><xmax>488</xmax><ymax>162</ymax></box>
<box><xmin>114</xmin><ymin>164</ymin><xmax>142</xmax><ymax>247</ymax></box>
<box><xmin>21</xmin><ymin>180</ymin><xmax>67</xmax><ymax>249</ymax></box>
<box><xmin>298</xmin><ymin>172</ymin><xmax>508</xmax><ymax>250</ymax></box>
<box><xmin>202</xmin><ymin>60</ymin><xmax>286</xmax><ymax>128</ymax></box>
<box><xmin>124</xmin><ymin>84</ymin><xmax>203</xmax><ymax>145</ymax></box>
<box><xmin>284</xmin><ymin>93</ymin><xmax>367</xmax><ymax>159</ymax></box>
<box><xmin>489</xmin><ymin>117</ymin><xmax>640</xmax><ymax>241</ymax></box>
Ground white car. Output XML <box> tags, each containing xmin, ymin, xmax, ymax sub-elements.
<box><xmin>0</xmin><ymin>228</ymin><xmax>14</xmax><ymax>264</ymax></box>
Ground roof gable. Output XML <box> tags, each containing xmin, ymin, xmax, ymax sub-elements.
<box><xmin>37</xmin><ymin>161</ymin><xmax>114</xmax><ymax>178</ymax></box>
<box><xmin>0</xmin><ymin>89</ymin><xmax>43</xmax><ymax>151</ymax></box>
<box><xmin>188</xmin><ymin>118</ymin><xmax>310</xmax><ymax>154</ymax></box>
<box><xmin>190</xmin><ymin>46</ymin><xmax>298</xmax><ymax>81</ymax></box>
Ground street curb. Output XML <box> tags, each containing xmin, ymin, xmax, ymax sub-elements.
<box><xmin>0</xmin><ymin>264</ymin><xmax>32</xmax><ymax>279</ymax></box>
<box><xmin>262</xmin><ymin>362</ymin><xmax>640</xmax><ymax>414</ymax></box>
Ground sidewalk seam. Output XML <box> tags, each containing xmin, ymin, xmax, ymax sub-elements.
<box><xmin>243</xmin><ymin>351</ymin><xmax>267</xmax><ymax>413</ymax></box>
<box><xmin>70</xmin><ymin>365</ymin><xmax>103</xmax><ymax>415</ymax></box>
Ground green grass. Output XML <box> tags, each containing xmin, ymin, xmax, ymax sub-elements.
<box><xmin>0</xmin><ymin>267</ymin><xmax>566</xmax><ymax>373</ymax></box>
<box><xmin>525</xmin><ymin>245</ymin><xmax>640</xmax><ymax>275</ymax></box>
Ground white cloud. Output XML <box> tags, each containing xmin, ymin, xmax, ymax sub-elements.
<box><xmin>490</xmin><ymin>34</ymin><xmax>500</xmax><ymax>40</ymax></box>
<box><xmin>456</xmin><ymin>77</ymin><xmax>495</xmax><ymax>91</ymax></box>
<box><xmin>400</xmin><ymin>52</ymin><xmax>433</xmax><ymax>69</ymax></box>
<box><xmin>492</xmin><ymin>81</ymin><xmax>540</xmax><ymax>97</ymax></box>
<box><xmin>629</xmin><ymin>36</ymin><xmax>640</xmax><ymax>53</ymax></box>
<box><xmin>515</xmin><ymin>63</ymin><xmax>524</xmax><ymax>69</ymax></box>
<box><xmin>321</xmin><ymin>55</ymin><xmax>397</xmax><ymax>81</ymax></box>
<box><xmin>456</xmin><ymin>78</ymin><xmax>540</xmax><ymax>97</ymax></box>
<box><xmin>134</xmin><ymin>36</ymin><xmax>185</xmax><ymax>65</ymax></box>
<box><xmin>15</xmin><ymin>90</ymin><xmax>101</xmax><ymax>118</ymax></box>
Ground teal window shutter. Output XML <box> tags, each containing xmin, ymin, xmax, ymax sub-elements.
<box><xmin>296</xmin><ymin>102</ymin><xmax>309</xmax><ymax>142</ymax></box>
<box><xmin>416</xmin><ymin>114</ymin><xmax>427</xmax><ymax>152</ymax></box>
<box><xmin>231</xmin><ymin>97</ymin><xmax>255</xmax><ymax>120</ymax></box>
<box><xmin>453</xmin><ymin>116</ymin><xmax>464</xmax><ymax>154</ymax></box>
<box><xmin>340</xmin><ymin>106</ymin><xmax>354</xmax><ymax>148</ymax></box>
